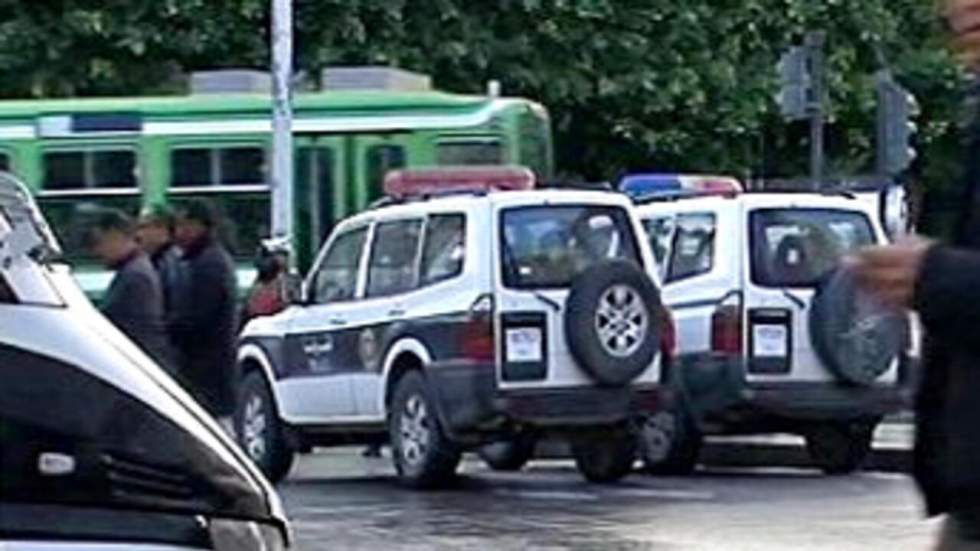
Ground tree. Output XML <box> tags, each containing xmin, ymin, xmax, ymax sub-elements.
<box><xmin>0</xmin><ymin>0</ymin><xmax>965</xmax><ymax>228</ymax></box>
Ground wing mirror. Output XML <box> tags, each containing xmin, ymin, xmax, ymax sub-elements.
<box><xmin>879</xmin><ymin>182</ymin><xmax>909</xmax><ymax>240</ymax></box>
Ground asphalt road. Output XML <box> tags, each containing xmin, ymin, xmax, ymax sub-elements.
<box><xmin>280</xmin><ymin>446</ymin><xmax>937</xmax><ymax>551</ymax></box>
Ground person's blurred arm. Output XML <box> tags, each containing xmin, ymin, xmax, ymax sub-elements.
<box><xmin>853</xmin><ymin>238</ymin><xmax>980</xmax><ymax>344</ymax></box>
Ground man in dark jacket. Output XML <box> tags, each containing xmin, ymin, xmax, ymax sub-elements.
<box><xmin>854</xmin><ymin>2</ymin><xmax>980</xmax><ymax>548</ymax></box>
<box><xmin>136</xmin><ymin>203</ymin><xmax>185</xmax><ymax>320</ymax></box>
<box><xmin>86</xmin><ymin>209</ymin><xmax>176</xmax><ymax>373</ymax></box>
<box><xmin>170</xmin><ymin>199</ymin><xmax>239</xmax><ymax>425</ymax></box>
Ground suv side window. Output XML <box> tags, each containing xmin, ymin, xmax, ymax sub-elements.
<box><xmin>643</xmin><ymin>216</ymin><xmax>676</xmax><ymax>279</ymax></box>
<box><xmin>420</xmin><ymin>214</ymin><xmax>466</xmax><ymax>286</ymax></box>
<box><xmin>667</xmin><ymin>213</ymin><xmax>716</xmax><ymax>283</ymax></box>
<box><xmin>313</xmin><ymin>227</ymin><xmax>368</xmax><ymax>304</ymax></box>
<box><xmin>366</xmin><ymin>219</ymin><xmax>423</xmax><ymax>298</ymax></box>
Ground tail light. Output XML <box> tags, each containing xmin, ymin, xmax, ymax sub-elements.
<box><xmin>658</xmin><ymin>305</ymin><xmax>678</xmax><ymax>362</ymax></box>
<box><xmin>461</xmin><ymin>294</ymin><xmax>495</xmax><ymax>362</ymax></box>
<box><xmin>711</xmin><ymin>292</ymin><xmax>743</xmax><ymax>356</ymax></box>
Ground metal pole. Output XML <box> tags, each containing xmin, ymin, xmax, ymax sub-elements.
<box><xmin>270</xmin><ymin>0</ymin><xmax>294</xmax><ymax>251</ymax></box>
<box><xmin>806</xmin><ymin>31</ymin><xmax>826</xmax><ymax>191</ymax></box>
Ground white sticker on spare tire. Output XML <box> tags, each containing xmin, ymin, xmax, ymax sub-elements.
<box><xmin>506</xmin><ymin>328</ymin><xmax>543</xmax><ymax>363</ymax></box>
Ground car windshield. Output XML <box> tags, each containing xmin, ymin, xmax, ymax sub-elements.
<box><xmin>751</xmin><ymin>208</ymin><xmax>875</xmax><ymax>288</ymax></box>
<box><xmin>501</xmin><ymin>205</ymin><xmax>641</xmax><ymax>289</ymax></box>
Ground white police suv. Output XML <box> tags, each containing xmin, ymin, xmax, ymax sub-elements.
<box><xmin>235</xmin><ymin>167</ymin><xmax>670</xmax><ymax>487</ymax></box>
<box><xmin>627</xmin><ymin>175</ymin><xmax>915</xmax><ymax>475</ymax></box>
<box><xmin>0</xmin><ymin>172</ymin><xmax>290</xmax><ymax>551</ymax></box>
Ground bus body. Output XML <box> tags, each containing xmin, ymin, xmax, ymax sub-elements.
<box><xmin>0</xmin><ymin>73</ymin><xmax>553</xmax><ymax>300</ymax></box>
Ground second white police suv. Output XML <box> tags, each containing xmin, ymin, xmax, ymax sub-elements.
<box><xmin>627</xmin><ymin>175</ymin><xmax>916</xmax><ymax>476</ymax></box>
<box><xmin>235</xmin><ymin>167</ymin><xmax>671</xmax><ymax>488</ymax></box>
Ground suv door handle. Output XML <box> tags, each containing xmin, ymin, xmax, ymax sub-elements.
<box><xmin>388</xmin><ymin>308</ymin><xmax>406</xmax><ymax>317</ymax></box>
<box><xmin>329</xmin><ymin>318</ymin><xmax>347</xmax><ymax>327</ymax></box>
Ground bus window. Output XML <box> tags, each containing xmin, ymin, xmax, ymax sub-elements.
<box><xmin>220</xmin><ymin>147</ymin><xmax>265</xmax><ymax>186</ymax></box>
<box><xmin>366</xmin><ymin>145</ymin><xmax>405</xmax><ymax>199</ymax></box>
<box><xmin>0</xmin><ymin>152</ymin><xmax>11</xmax><ymax>172</ymax></box>
<box><xmin>43</xmin><ymin>150</ymin><xmax>137</xmax><ymax>190</ymax></box>
<box><xmin>172</xmin><ymin>149</ymin><xmax>211</xmax><ymax>187</ymax></box>
<box><xmin>437</xmin><ymin>140</ymin><xmax>503</xmax><ymax>166</ymax></box>
<box><xmin>171</xmin><ymin>146</ymin><xmax>266</xmax><ymax>188</ymax></box>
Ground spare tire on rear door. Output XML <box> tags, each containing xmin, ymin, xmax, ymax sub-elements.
<box><xmin>565</xmin><ymin>260</ymin><xmax>662</xmax><ymax>387</ymax></box>
<box><xmin>809</xmin><ymin>268</ymin><xmax>905</xmax><ymax>386</ymax></box>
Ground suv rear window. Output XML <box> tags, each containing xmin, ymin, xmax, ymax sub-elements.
<box><xmin>751</xmin><ymin>209</ymin><xmax>874</xmax><ymax>287</ymax></box>
<box><xmin>501</xmin><ymin>205</ymin><xmax>641</xmax><ymax>289</ymax></box>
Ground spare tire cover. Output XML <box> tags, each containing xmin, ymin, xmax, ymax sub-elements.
<box><xmin>809</xmin><ymin>268</ymin><xmax>905</xmax><ymax>386</ymax></box>
<box><xmin>564</xmin><ymin>260</ymin><xmax>662</xmax><ymax>387</ymax></box>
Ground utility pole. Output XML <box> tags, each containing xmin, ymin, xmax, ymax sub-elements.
<box><xmin>805</xmin><ymin>32</ymin><xmax>826</xmax><ymax>191</ymax></box>
<box><xmin>270</xmin><ymin>0</ymin><xmax>294</xmax><ymax>257</ymax></box>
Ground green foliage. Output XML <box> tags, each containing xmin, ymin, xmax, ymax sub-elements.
<box><xmin>0</xmin><ymin>0</ymin><xmax>965</xmax><ymax>197</ymax></box>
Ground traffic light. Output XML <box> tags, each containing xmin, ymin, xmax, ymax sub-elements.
<box><xmin>777</xmin><ymin>46</ymin><xmax>811</xmax><ymax>121</ymax></box>
<box><xmin>876</xmin><ymin>71</ymin><xmax>919</xmax><ymax>176</ymax></box>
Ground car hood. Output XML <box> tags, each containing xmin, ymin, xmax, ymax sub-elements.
<box><xmin>0</xmin><ymin>172</ymin><xmax>288</xmax><ymax>534</ymax></box>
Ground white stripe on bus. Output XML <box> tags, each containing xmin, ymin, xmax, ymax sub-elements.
<box><xmin>143</xmin><ymin>99</ymin><xmax>519</xmax><ymax>137</ymax></box>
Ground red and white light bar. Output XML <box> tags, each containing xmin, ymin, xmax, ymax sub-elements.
<box><xmin>384</xmin><ymin>166</ymin><xmax>536</xmax><ymax>199</ymax></box>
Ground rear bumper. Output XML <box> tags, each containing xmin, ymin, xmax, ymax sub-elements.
<box><xmin>426</xmin><ymin>362</ymin><xmax>669</xmax><ymax>436</ymax></box>
<box><xmin>677</xmin><ymin>353</ymin><xmax>915</xmax><ymax>424</ymax></box>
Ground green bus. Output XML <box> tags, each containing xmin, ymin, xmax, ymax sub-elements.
<box><xmin>0</xmin><ymin>69</ymin><xmax>553</xmax><ymax>299</ymax></box>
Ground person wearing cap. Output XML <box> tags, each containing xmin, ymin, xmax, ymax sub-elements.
<box><xmin>169</xmin><ymin>199</ymin><xmax>239</xmax><ymax>425</ymax></box>
<box><xmin>136</xmin><ymin>203</ymin><xmax>185</xmax><ymax>323</ymax></box>
<box><xmin>85</xmin><ymin>208</ymin><xmax>176</xmax><ymax>374</ymax></box>
<box><xmin>852</xmin><ymin>2</ymin><xmax>980</xmax><ymax>549</ymax></box>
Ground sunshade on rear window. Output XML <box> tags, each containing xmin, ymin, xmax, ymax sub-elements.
<box><xmin>501</xmin><ymin>205</ymin><xmax>642</xmax><ymax>289</ymax></box>
<box><xmin>750</xmin><ymin>208</ymin><xmax>874</xmax><ymax>288</ymax></box>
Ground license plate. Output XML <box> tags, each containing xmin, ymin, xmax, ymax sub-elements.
<box><xmin>752</xmin><ymin>324</ymin><xmax>788</xmax><ymax>358</ymax></box>
<box><xmin>506</xmin><ymin>328</ymin><xmax>543</xmax><ymax>363</ymax></box>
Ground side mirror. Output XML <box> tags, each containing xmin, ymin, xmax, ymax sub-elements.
<box><xmin>879</xmin><ymin>183</ymin><xmax>909</xmax><ymax>240</ymax></box>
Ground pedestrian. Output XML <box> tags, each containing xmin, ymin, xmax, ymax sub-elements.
<box><xmin>136</xmin><ymin>203</ymin><xmax>185</xmax><ymax>320</ymax></box>
<box><xmin>169</xmin><ymin>199</ymin><xmax>239</xmax><ymax>429</ymax></box>
<box><xmin>852</xmin><ymin>2</ymin><xmax>980</xmax><ymax>548</ymax></box>
<box><xmin>242</xmin><ymin>241</ymin><xmax>289</xmax><ymax>327</ymax></box>
<box><xmin>85</xmin><ymin>208</ymin><xmax>176</xmax><ymax>373</ymax></box>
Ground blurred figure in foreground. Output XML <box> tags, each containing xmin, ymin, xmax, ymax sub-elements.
<box><xmin>170</xmin><ymin>199</ymin><xmax>239</xmax><ymax>429</ymax></box>
<box><xmin>85</xmin><ymin>208</ymin><xmax>176</xmax><ymax>373</ymax></box>
<box><xmin>853</xmin><ymin>2</ymin><xmax>980</xmax><ymax>548</ymax></box>
<box><xmin>136</xmin><ymin>203</ymin><xmax>185</xmax><ymax>321</ymax></box>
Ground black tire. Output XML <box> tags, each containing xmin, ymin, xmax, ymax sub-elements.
<box><xmin>478</xmin><ymin>435</ymin><xmax>537</xmax><ymax>472</ymax></box>
<box><xmin>805</xmin><ymin>420</ymin><xmax>876</xmax><ymax>475</ymax></box>
<box><xmin>234</xmin><ymin>371</ymin><xmax>295</xmax><ymax>484</ymax></box>
<box><xmin>638</xmin><ymin>408</ymin><xmax>703</xmax><ymax>476</ymax></box>
<box><xmin>570</xmin><ymin>428</ymin><xmax>637</xmax><ymax>484</ymax></box>
<box><xmin>809</xmin><ymin>269</ymin><xmax>905</xmax><ymax>386</ymax></box>
<box><xmin>388</xmin><ymin>371</ymin><xmax>462</xmax><ymax>489</ymax></box>
<box><xmin>565</xmin><ymin>260</ymin><xmax>662</xmax><ymax>387</ymax></box>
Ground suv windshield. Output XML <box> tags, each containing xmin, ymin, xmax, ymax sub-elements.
<box><xmin>501</xmin><ymin>205</ymin><xmax>641</xmax><ymax>289</ymax></box>
<box><xmin>751</xmin><ymin>208</ymin><xmax>875</xmax><ymax>288</ymax></box>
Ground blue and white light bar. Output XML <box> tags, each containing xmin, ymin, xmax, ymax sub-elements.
<box><xmin>620</xmin><ymin>173</ymin><xmax>742</xmax><ymax>202</ymax></box>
